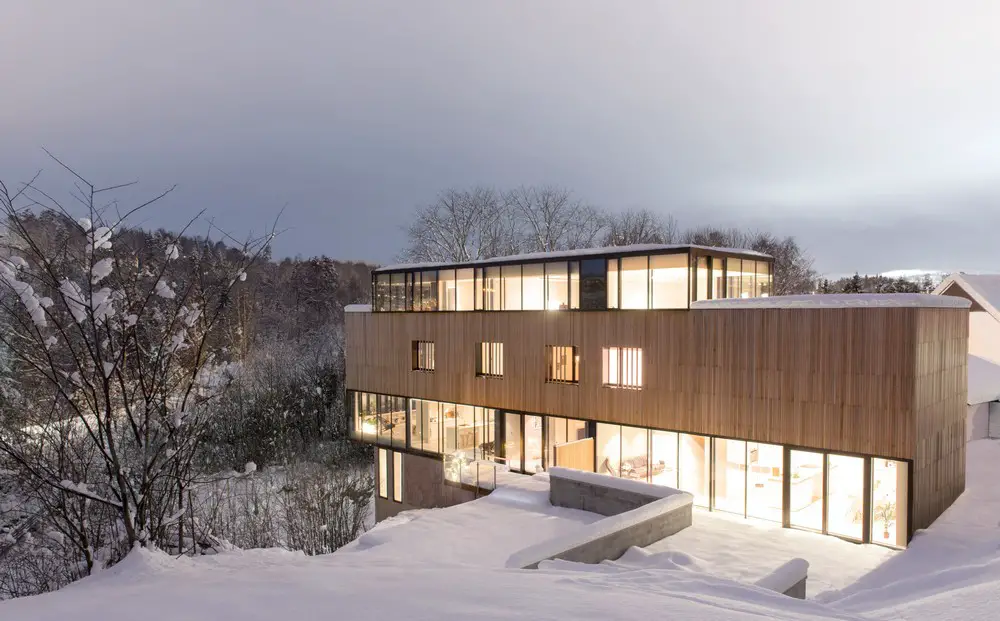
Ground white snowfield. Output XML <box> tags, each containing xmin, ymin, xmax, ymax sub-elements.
<box><xmin>4</xmin><ymin>440</ymin><xmax>1000</xmax><ymax>621</ymax></box>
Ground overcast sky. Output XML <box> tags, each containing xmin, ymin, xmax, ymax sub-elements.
<box><xmin>3</xmin><ymin>1</ymin><xmax>1000</xmax><ymax>275</ymax></box>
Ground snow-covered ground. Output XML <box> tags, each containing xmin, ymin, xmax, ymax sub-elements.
<box><xmin>4</xmin><ymin>440</ymin><xmax>1000</xmax><ymax>621</ymax></box>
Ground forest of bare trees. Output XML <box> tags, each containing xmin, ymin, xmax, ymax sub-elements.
<box><xmin>0</xmin><ymin>165</ymin><xmax>374</xmax><ymax>598</ymax></box>
<box><xmin>399</xmin><ymin>185</ymin><xmax>818</xmax><ymax>295</ymax></box>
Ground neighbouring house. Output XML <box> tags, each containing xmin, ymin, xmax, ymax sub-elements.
<box><xmin>966</xmin><ymin>355</ymin><xmax>1000</xmax><ymax>441</ymax></box>
<box><xmin>935</xmin><ymin>273</ymin><xmax>1000</xmax><ymax>365</ymax></box>
<box><xmin>934</xmin><ymin>273</ymin><xmax>1000</xmax><ymax>440</ymax></box>
<box><xmin>346</xmin><ymin>244</ymin><xmax>970</xmax><ymax>548</ymax></box>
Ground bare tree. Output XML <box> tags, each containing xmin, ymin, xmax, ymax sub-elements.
<box><xmin>397</xmin><ymin>186</ymin><xmax>516</xmax><ymax>263</ymax></box>
<box><xmin>0</xmin><ymin>159</ymin><xmax>272</xmax><ymax>573</ymax></box>
<box><xmin>504</xmin><ymin>186</ymin><xmax>605</xmax><ymax>252</ymax></box>
<box><xmin>603</xmin><ymin>208</ymin><xmax>678</xmax><ymax>246</ymax></box>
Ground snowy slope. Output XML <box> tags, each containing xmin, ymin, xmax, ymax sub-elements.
<box><xmin>4</xmin><ymin>441</ymin><xmax>1000</xmax><ymax>621</ymax></box>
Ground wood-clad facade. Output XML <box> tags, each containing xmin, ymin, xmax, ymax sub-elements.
<box><xmin>348</xmin><ymin>303</ymin><xmax>969</xmax><ymax>543</ymax></box>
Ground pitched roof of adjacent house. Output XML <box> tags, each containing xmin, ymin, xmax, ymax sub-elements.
<box><xmin>934</xmin><ymin>273</ymin><xmax>1000</xmax><ymax>317</ymax></box>
<box><xmin>968</xmin><ymin>354</ymin><xmax>1000</xmax><ymax>405</ymax></box>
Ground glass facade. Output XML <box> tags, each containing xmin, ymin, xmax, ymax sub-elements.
<box><xmin>373</xmin><ymin>248</ymin><xmax>772</xmax><ymax>312</ymax></box>
<box><xmin>679</xmin><ymin>434</ymin><xmax>710</xmax><ymax>507</ymax></box>
<box><xmin>351</xmin><ymin>388</ymin><xmax>909</xmax><ymax>546</ymax></box>
<box><xmin>872</xmin><ymin>458</ymin><xmax>908</xmax><ymax>548</ymax></box>
<box><xmin>827</xmin><ymin>454</ymin><xmax>864</xmax><ymax>540</ymax></box>
<box><xmin>789</xmin><ymin>449</ymin><xmax>824</xmax><ymax>531</ymax></box>
<box><xmin>747</xmin><ymin>442</ymin><xmax>784</xmax><ymax>522</ymax></box>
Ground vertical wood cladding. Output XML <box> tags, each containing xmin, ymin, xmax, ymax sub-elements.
<box><xmin>553</xmin><ymin>438</ymin><xmax>596</xmax><ymax>472</ymax></box>
<box><xmin>910</xmin><ymin>308</ymin><xmax>968</xmax><ymax>534</ymax></box>
<box><xmin>347</xmin><ymin>307</ymin><xmax>968</xmax><ymax>467</ymax></box>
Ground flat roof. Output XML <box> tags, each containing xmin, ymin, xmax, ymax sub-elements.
<box><xmin>375</xmin><ymin>243</ymin><xmax>772</xmax><ymax>274</ymax></box>
<box><xmin>692</xmin><ymin>293</ymin><xmax>971</xmax><ymax>309</ymax></box>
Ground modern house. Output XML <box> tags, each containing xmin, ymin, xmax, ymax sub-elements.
<box><xmin>346</xmin><ymin>244</ymin><xmax>969</xmax><ymax>548</ymax></box>
<box><xmin>934</xmin><ymin>273</ymin><xmax>1000</xmax><ymax>439</ymax></box>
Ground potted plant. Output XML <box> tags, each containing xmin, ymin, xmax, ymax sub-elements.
<box><xmin>875</xmin><ymin>501</ymin><xmax>896</xmax><ymax>540</ymax></box>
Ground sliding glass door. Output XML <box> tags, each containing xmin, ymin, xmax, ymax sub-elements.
<box><xmin>789</xmin><ymin>449</ymin><xmax>824</xmax><ymax>531</ymax></box>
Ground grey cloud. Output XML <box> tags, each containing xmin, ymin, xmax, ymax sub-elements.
<box><xmin>2</xmin><ymin>1</ymin><xmax>999</xmax><ymax>274</ymax></box>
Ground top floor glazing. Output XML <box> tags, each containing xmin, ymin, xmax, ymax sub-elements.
<box><xmin>372</xmin><ymin>244</ymin><xmax>773</xmax><ymax>312</ymax></box>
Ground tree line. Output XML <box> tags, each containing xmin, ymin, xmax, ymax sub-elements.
<box><xmin>399</xmin><ymin>185</ymin><xmax>818</xmax><ymax>295</ymax></box>
<box><xmin>817</xmin><ymin>273</ymin><xmax>937</xmax><ymax>294</ymax></box>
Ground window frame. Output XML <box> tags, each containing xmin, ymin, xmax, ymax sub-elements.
<box><xmin>602</xmin><ymin>346</ymin><xmax>643</xmax><ymax>389</ymax></box>
<box><xmin>411</xmin><ymin>340</ymin><xmax>435</xmax><ymax>372</ymax></box>
<box><xmin>476</xmin><ymin>341</ymin><xmax>504</xmax><ymax>378</ymax></box>
<box><xmin>545</xmin><ymin>345</ymin><xmax>580</xmax><ymax>384</ymax></box>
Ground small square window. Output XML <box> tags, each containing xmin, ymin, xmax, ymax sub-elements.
<box><xmin>603</xmin><ymin>347</ymin><xmax>643</xmax><ymax>389</ymax></box>
<box><xmin>412</xmin><ymin>341</ymin><xmax>435</xmax><ymax>371</ymax></box>
<box><xmin>477</xmin><ymin>342</ymin><xmax>504</xmax><ymax>377</ymax></box>
<box><xmin>546</xmin><ymin>345</ymin><xmax>579</xmax><ymax>384</ymax></box>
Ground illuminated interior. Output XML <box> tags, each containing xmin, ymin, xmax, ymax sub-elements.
<box><xmin>352</xmin><ymin>389</ymin><xmax>910</xmax><ymax>546</ymax></box>
<box><xmin>373</xmin><ymin>247</ymin><xmax>772</xmax><ymax>311</ymax></box>
<box><xmin>789</xmin><ymin>449</ymin><xmax>824</xmax><ymax>531</ymax></box>
<box><xmin>872</xmin><ymin>458</ymin><xmax>908</xmax><ymax>548</ymax></box>
<box><xmin>746</xmin><ymin>442</ymin><xmax>784</xmax><ymax>522</ymax></box>
<box><xmin>827</xmin><ymin>454</ymin><xmax>864</xmax><ymax>540</ymax></box>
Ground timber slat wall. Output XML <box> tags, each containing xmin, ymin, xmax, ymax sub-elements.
<box><xmin>910</xmin><ymin>308</ymin><xmax>968</xmax><ymax>532</ymax></box>
<box><xmin>554</xmin><ymin>438</ymin><xmax>596</xmax><ymax>472</ymax></box>
<box><xmin>346</xmin><ymin>307</ymin><xmax>966</xmax><ymax>463</ymax></box>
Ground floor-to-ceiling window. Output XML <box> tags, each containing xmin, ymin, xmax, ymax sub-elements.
<box><xmin>695</xmin><ymin>256</ymin><xmax>709</xmax><ymax>301</ymax></box>
<box><xmin>620</xmin><ymin>426</ymin><xmax>649</xmax><ymax>481</ymax></box>
<box><xmin>607</xmin><ymin>259</ymin><xmax>620</xmax><ymax>309</ymax></box>
<box><xmin>789</xmin><ymin>449</ymin><xmax>824</xmax><ymax>531</ymax></box>
<box><xmin>522</xmin><ymin>263</ymin><xmax>545</xmax><ymax>310</ymax></box>
<box><xmin>746</xmin><ymin>442</ymin><xmax>784</xmax><ymax>522</ymax></box>
<box><xmin>827</xmin><ymin>454</ymin><xmax>865</xmax><ymax>541</ymax></box>
<box><xmin>545</xmin><ymin>262</ymin><xmax>569</xmax><ymax>310</ymax></box>
<box><xmin>650</xmin><ymin>253</ymin><xmax>688</xmax><ymax>309</ymax></box>
<box><xmin>597</xmin><ymin>423</ymin><xmax>621</xmax><ymax>476</ymax></box>
<box><xmin>357</xmin><ymin>387</ymin><xmax>911</xmax><ymax>546</ymax></box>
<box><xmin>620</xmin><ymin>256</ymin><xmax>649</xmax><ymax>309</ymax></box>
<box><xmin>679</xmin><ymin>434</ymin><xmax>710</xmax><ymax>507</ymax></box>
<box><xmin>524</xmin><ymin>415</ymin><xmax>544</xmax><ymax>473</ymax></box>
<box><xmin>711</xmin><ymin>257</ymin><xmax>726</xmax><ymax>299</ymax></box>
<box><xmin>504</xmin><ymin>413</ymin><xmax>522</xmax><ymax>471</ymax></box>
<box><xmin>545</xmin><ymin>416</ymin><xmax>588</xmax><ymax>468</ymax></box>
<box><xmin>456</xmin><ymin>268</ymin><xmax>474</xmax><ymax>311</ymax></box>
<box><xmin>475</xmin><ymin>407</ymin><xmax>496</xmax><ymax>461</ymax></box>
<box><xmin>409</xmin><ymin>399</ymin><xmax>440</xmax><ymax>454</ymax></box>
<box><xmin>713</xmin><ymin>438</ymin><xmax>747</xmax><ymax>515</ymax></box>
<box><xmin>455</xmin><ymin>404</ymin><xmax>476</xmax><ymax>458</ymax></box>
<box><xmin>438</xmin><ymin>269</ymin><xmax>457</xmax><ymax>311</ymax></box>
<box><xmin>872</xmin><ymin>458</ymin><xmax>908</xmax><ymax>548</ymax></box>
<box><xmin>502</xmin><ymin>265</ymin><xmax>521</xmax><ymax>310</ymax></box>
<box><xmin>650</xmin><ymin>430</ymin><xmax>678</xmax><ymax>487</ymax></box>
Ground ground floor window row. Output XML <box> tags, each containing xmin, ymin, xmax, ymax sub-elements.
<box><xmin>351</xmin><ymin>391</ymin><xmax>908</xmax><ymax>547</ymax></box>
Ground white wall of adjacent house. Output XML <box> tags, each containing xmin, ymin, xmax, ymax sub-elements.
<box><xmin>967</xmin><ymin>402</ymin><xmax>990</xmax><ymax>441</ymax></box>
<box><xmin>968</xmin><ymin>311</ymin><xmax>1000</xmax><ymax>365</ymax></box>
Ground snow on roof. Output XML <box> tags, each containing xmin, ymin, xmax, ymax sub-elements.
<box><xmin>968</xmin><ymin>354</ymin><xmax>1000</xmax><ymax>405</ymax></box>
<box><xmin>935</xmin><ymin>273</ymin><xmax>1000</xmax><ymax>320</ymax></box>
<box><xmin>375</xmin><ymin>243</ymin><xmax>772</xmax><ymax>273</ymax></box>
<box><xmin>344</xmin><ymin>304</ymin><xmax>371</xmax><ymax>313</ymax></box>
<box><xmin>692</xmin><ymin>293</ymin><xmax>971</xmax><ymax>310</ymax></box>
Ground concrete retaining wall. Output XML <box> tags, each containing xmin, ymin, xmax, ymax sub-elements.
<box><xmin>548</xmin><ymin>466</ymin><xmax>683</xmax><ymax>516</ymax></box>
<box><xmin>507</xmin><ymin>470</ymin><xmax>693</xmax><ymax>570</ymax></box>
<box><xmin>754</xmin><ymin>558</ymin><xmax>809</xmax><ymax>599</ymax></box>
